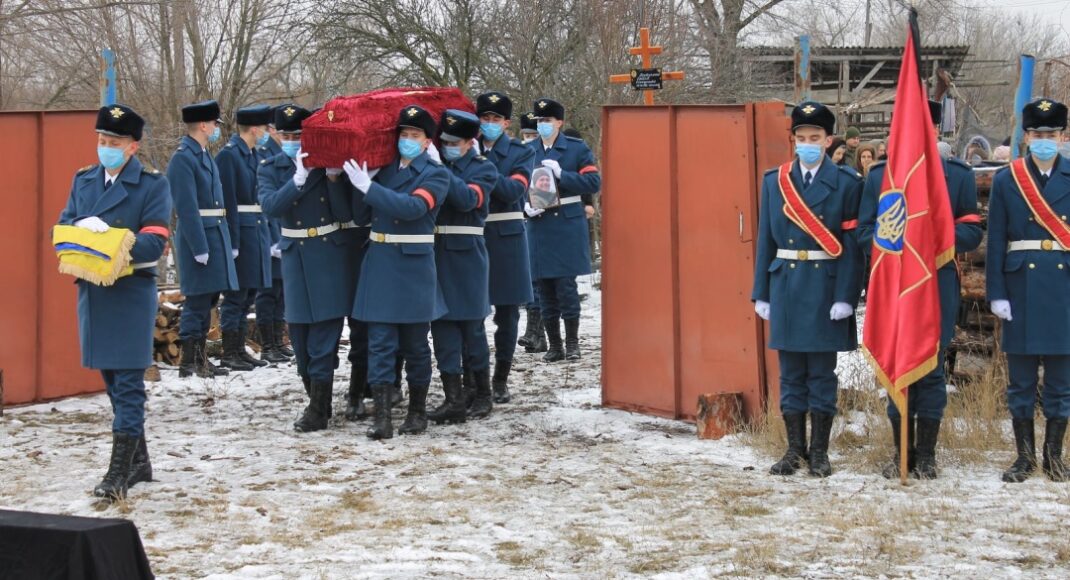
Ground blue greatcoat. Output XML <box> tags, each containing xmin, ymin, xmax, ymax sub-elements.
<box><xmin>528</xmin><ymin>134</ymin><xmax>602</xmax><ymax>279</ymax></box>
<box><xmin>58</xmin><ymin>158</ymin><xmax>172</xmax><ymax>369</ymax></box>
<box><xmin>352</xmin><ymin>153</ymin><xmax>450</xmax><ymax>323</ymax></box>
<box><xmin>752</xmin><ymin>159</ymin><xmax>863</xmax><ymax>353</ymax></box>
<box><xmin>216</xmin><ymin>134</ymin><xmax>272</xmax><ymax>289</ymax></box>
<box><xmin>167</xmin><ymin>135</ymin><xmax>238</xmax><ymax>296</ymax></box>
<box><xmin>256</xmin><ymin>143</ymin><xmax>284</xmax><ymax>280</ymax></box>
<box><xmin>436</xmin><ymin>149</ymin><xmax>498</xmax><ymax>320</ymax></box>
<box><xmin>483</xmin><ymin>135</ymin><xmax>535</xmax><ymax>305</ymax></box>
<box><xmin>860</xmin><ymin>158</ymin><xmax>983</xmax><ymax>347</ymax></box>
<box><xmin>258</xmin><ymin>156</ymin><xmax>358</xmax><ymax>324</ymax></box>
<box><xmin>987</xmin><ymin>156</ymin><xmax>1070</xmax><ymax>355</ymax></box>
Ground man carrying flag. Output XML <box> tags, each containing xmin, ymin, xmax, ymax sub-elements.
<box><xmin>859</xmin><ymin>99</ymin><xmax>982</xmax><ymax>479</ymax></box>
<box><xmin>752</xmin><ymin>101</ymin><xmax>864</xmax><ymax>478</ymax></box>
<box><xmin>859</xmin><ymin>8</ymin><xmax>958</xmax><ymax>484</ymax></box>
<box><xmin>987</xmin><ymin>98</ymin><xmax>1070</xmax><ymax>483</ymax></box>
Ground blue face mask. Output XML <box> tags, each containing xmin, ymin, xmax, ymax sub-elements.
<box><xmin>443</xmin><ymin>145</ymin><xmax>465</xmax><ymax>161</ymax></box>
<box><xmin>537</xmin><ymin>122</ymin><xmax>555</xmax><ymax>140</ymax></box>
<box><xmin>256</xmin><ymin>131</ymin><xmax>271</xmax><ymax>147</ymax></box>
<box><xmin>97</xmin><ymin>146</ymin><xmax>126</xmax><ymax>170</ymax></box>
<box><xmin>795</xmin><ymin>143</ymin><xmax>824</xmax><ymax>165</ymax></box>
<box><xmin>1030</xmin><ymin>138</ymin><xmax>1059</xmax><ymax>161</ymax></box>
<box><xmin>208</xmin><ymin>126</ymin><xmax>222</xmax><ymax>144</ymax></box>
<box><xmin>281</xmin><ymin>140</ymin><xmax>301</xmax><ymax>159</ymax></box>
<box><xmin>481</xmin><ymin>122</ymin><xmax>504</xmax><ymax>142</ymax></box>
<box><xmin>398</xmin><ymin>138</ymin><xmax>423</xmax><ymax>160</ymax></box>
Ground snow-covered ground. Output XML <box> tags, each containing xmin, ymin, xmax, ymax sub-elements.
<box><xmin>3</xmin><ymin>278</ymin><xmax>1070</xmax><ymax>579</ymax></box>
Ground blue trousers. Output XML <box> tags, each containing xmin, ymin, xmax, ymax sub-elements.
<box><xmin>536</xmin><ymin>277</ymin><xmax>580</xmax><ymax>321</ymax></box>
<box><xmin>254</xmin><ymin>281</ymin><xmax>285</xmax><ymax>325</ymax></box>
<box><xmin>220</xmin><ymin>288</ymin><xmax>256</xmax><ymax>331</ymax></box>
<box><xmin>887</xmin><ymin>351</ymin><xmax>948</xmax><ymax>420</ymax></box>
<box><xmin>347</xmin><ymin>317</ymin><xmax>369</xmax><ymax>370</ymax></box>
<box><xmin>368</xmin><ymin>322</ymin><xmax>431</xmax><ymax>385</ymax></box>
<box><xmin>432</xmin><ymin>319</ymin><xmax>490</xmax><ymax>375</ymax></box>
<box><xmin>1007</xmin><ymin>354</ymin><xmax>1070</xmax><ymax>420</ymax></box>
<box><xmin>493</xmin><ymin>305</ymin><xmax>520</xmax><ymax>363</ymax></box>
<box><xmin>101</xmin><ymin>369</ymin><xmax>146</xmax><ymax>437</ymax></box>
<box><xmin>527</xmin><ymin>280</ymin><xmax>541</xmax><ymax>312</ymax></box>
<box><xmin>179</xmin><ymin>292</ymin><xmax>220</xmax><ymax>340</ymax></box>
<box><xmin>778</xmin><ymin>350</ymin><xmax>838</xmax><ymax>416</ymax></box>
<box><xmin>289</xmin><ymin>318</ymin><xmax>343</xmax><ymax>383</ymax></box>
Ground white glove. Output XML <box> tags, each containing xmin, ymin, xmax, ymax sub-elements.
<box><xmin>524</xmin><ymin>202</ymin><xmax>545</xmax><ymax>218</ymax></box>
<box><xmin>830</xmin><ymin>302</ymin><xmax>854</xmax><ymax>321</ymax></box>
<box><xmin>991</xmin><ymin>299</ymin><xmax>1013</xmax><ymax>321</ymax></box>
<box><xmin>74</xmin><ymin>216</ymin><xmax>109</xmax><ymax>233</ymax></box>
<box><xmin>755</xmin><ymin>300</ymin><xmax>770</xmax><ymax>321</ymax></box>
<box><xmin>326</xmin><ymin>167</ymin><xmax>343</xmax><ymax>178</ymax></box>
<box><xmin>542</xmin><ymin>159</ymin><xmax>562</xmax><ymax>178</ymax></box>
<box><xmin>425</xmin><ymin>142</ymin><xmax>441</xmax><ymax>164</ymax></box>
<box><xmin>232</xmin><ymin>249</ymin><xmax>239</xmax><ymax>259</ymax></box>
<box><xmin>343</xmin><ymin>159</ymin><xmax>372</xmax><ymax>193</ymax></box>
<box><xmin>293</xmin><ymin>151</ymin><xmax>310</xmax><ymax>187</ymax></box>
<box><xmin>194</xmin><ymin>253</ymin><xmax>209</xmax><ymax>265</ymax></box>
<box><xmin>471</xmin><ymin>138</ymin><xmax>481</xmax><ymax>153</ymax></box>
<box><xmin>270</xmin><ymin>244</ymin><xmax>281</xmax><ymax>259</ymax></box>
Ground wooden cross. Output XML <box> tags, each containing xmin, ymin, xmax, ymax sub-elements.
<box><xmin>610</xmin><ymin>27</ymin><xmax>685</xmax><ymax>105</ymax></box>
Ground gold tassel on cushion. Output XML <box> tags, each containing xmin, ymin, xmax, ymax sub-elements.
<box><xmin>52</xmin><ymin>224</ymin><xmax>136</xmax><ymax>286</ymax></box>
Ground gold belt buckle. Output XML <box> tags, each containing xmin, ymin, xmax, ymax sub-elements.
<box><xmin>797</xmin><ymin>250</ymin><xmax>809</xmax><ymax>261</ymax></box>
<box><xmin>1042</xmin><ymin>239</ymin><xmax>1054</xmax><ymax>251</ymax></box>
<box><xmin>371</xmin><ymin>232</ymin><xmax>385</xmax><ymax>243</ymax></box>
<box><xmin>307</xmin><ymin>227</ymin><xmax>318</xmax><ymax>237</ymax></box>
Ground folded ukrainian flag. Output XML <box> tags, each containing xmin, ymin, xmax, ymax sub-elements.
<box><xmin>52</xmin><ymin>224</ymin><xmax>136</xmax><ymax>286</ymax></box>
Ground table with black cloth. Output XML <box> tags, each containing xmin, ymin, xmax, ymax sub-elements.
<box><xmin>0</xmin><ymin>509</ymin><xmax>153</xmax><ymax>580</ymax></box>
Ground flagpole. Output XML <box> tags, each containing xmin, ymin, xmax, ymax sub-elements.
<box><xmin>900</xmin><ymin>399</ymin><xmax>909</xmax><ymax>485</ymax></box>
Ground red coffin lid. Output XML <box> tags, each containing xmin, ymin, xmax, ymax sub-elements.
<box><xmin>302</xmin><ymin>87</ymin><xmax>475</xmax><ymax>169</ymax></box>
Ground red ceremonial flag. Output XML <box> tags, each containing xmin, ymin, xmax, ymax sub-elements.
<box><xmin>862</xmin><ymin>9</ymin><xmax>956</xmax><ymax>415</ymax></box>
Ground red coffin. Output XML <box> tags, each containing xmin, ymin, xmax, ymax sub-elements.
<box><xmin>301</xmin><ymin>87</ymin><xmax>475</xmax><ymax>169</ymax></box>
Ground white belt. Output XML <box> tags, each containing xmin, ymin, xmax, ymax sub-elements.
<box><xmin>1008</xmin><ymin>240</ymin><xmax>1068</xmax><ymax>252</ymax></box>
<box><xmin>486</xmin><ymin>212</ymin><xmax>525</xmax><ymax>222</ymax></box>
<box><xmin>131</xmin><ymin>261</ymin><xmax>157</xmax><ymax>269</ymax></box>
<box><xmin>237</xmin><ymin>205</ymin><xmax>261</xmax><ymax>213</ymax></box>
<box><xmin>199</xmin><ymin>209</ymin><xmax>226</xmax><ymax>217</ymax></box>
<box><xmin>340</xmin><ymin>221</ymin><xmax>370</xmax><ymax>229</ymax></box>
<box><xmin>776</xmin><ymin>249</ymin><xmax>834</xmax><ymax>261</ymax></box>
<box><xmin>559</xmin><ymin>196</ymin><xmax>583</xmax><ymax>205</ymax></box>
<box><xmin>281</xmin><ymin>223</ymin><xmax>342</xmax><ymax>238</ymax></box>
<box><xmin>435</xmin><ymin>226</ymin><xmax>484</xmax><ymax>235</ymax></box>
<box><xmin>369</xmin><ymin>231</ymin><xmax>435</xmax><ymax>244</ymax></box>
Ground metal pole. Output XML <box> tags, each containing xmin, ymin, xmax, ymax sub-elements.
<box><xmin>100</xmin><ymin>48</ymin><xmax>116</xmax><ymax>106</ymax></box>
<box><xmin>1012</xmin><ymin>54</ymin><xmax>1035</xmax><ymax>160</ymax></box>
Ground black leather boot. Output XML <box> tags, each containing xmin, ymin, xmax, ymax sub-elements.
<box><xmin>127</xmin><ymin>434</ymin><xmax>153</xmax><ymax>488</ymax></box>
<box><xmin>518</xmin><ymin>308</ymin><xmax>538</xmax><ymax>348</ymax></box>
<box><xmin>367</xmin><ymin>383</ymin><xmax>394</xmax><ymax>440</ymax></box>
<box><xmin>220</xmin><ymin>329</ymin><xmax>255</xmax><ymax>371</ymax></box>
<box><xmin>93</xmin><ymin>433</ymin><xmax>138</xmax><ymax>501</ymax></box>
<box><xmin>808</xmin><ymin>413</ymin><xmax>834</xmax><ymax>477</ymax></box>
<box><xmin>237</xmin><ymin>326</ymin><xmax>268</xmax><ymax>367</ymax></box>
<box><xmin>391</xmin><ymin>356</ymin><xmax>405</xmax><ymax>408</ymax></box>
<box><xmin>564</xmin><ymin>318</ymin><xmax>581</xmax><ymax>360</ymax></box>
<box><xmin>527</xmin><ymin>314</ymin><xmax>548</xmax><ymax>353</ymax></box>
<box><xmin>913</xmin><ymin>418</ymin><xmax>941</xmax><ymax>479</ymax></box>
<box><xmin>398</xmin><ymin>384</ymin><xmax>429</xmax><ymax>435</ymax></box>
<box><xmin>468</xmin><ymin>369</ymin><xmax>493</xmax><ymax>419</ymax></box>
<box><xmin>462</xmin><ymin>370</ymin><xmax>476</xmax><ymax>410</ymax></box>
<box><xmin>770</xmin><ymin>413</ymin><xmax>808</xmax><ymax>475</ymax></box>
<box><xmin>1043</xmin><ymin>418</ymin><xmax>1068</xmax><ymax>482</ymax></box>
<box><xmin>197</xmin><ymin>337</ymin><xmax>229</xmax><ymax>377</ymax></box>
<box><xmin>275</xmin><ymin>321</ymin><xmax>294</xmax><ymax>357</ymax></box>
<box><xmin>345</xmin><ymin>367</ymin><xmax>368</xmax><ymax>421</ymax></box>
<box><xmin>1002</xmin><ymin>418</ymin><xmax>1036</xmax><ymax>483</ymax></box>
<box><xmin>258</xmin><ymin>323</ymin><xmax>290</xmax><ymax>363</ymax></box>
<box><xmin>543</xmin><ymin>317</ymin><xmax>564</xmax><ymax>362</ymax></box>
<box><xmin>294</xmin><ymin>380</ymin><xmax>329</xmax><ymax>432</ymax></box>
<box><xmin>428</xmin><ymin>373</ymin><xmax>468</xmax><ymax>425</ymax></box>
<box><xmin>301</xmin><ymin>375</ymin><xmax>311</xmax><ymax>397</ymax></box>
<box><xmin>178</xmin><ymin>338</ymin><xmax>207</xmax><ymax>378</ymax></box>
<box><xmin>882</xmin><ymin>416</ymin><xmax>916</xmax><ymax>479</ymax></box>
<box><xmin>492</xmin><ymin>359</ymin><xmax>512</xmax><ymax>404</ymax></box>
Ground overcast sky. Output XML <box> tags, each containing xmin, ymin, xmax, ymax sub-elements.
<box><xmin>987</xmin><ymin>0</ymin><xmax>1070</xmax><ymax>52</ymax></box>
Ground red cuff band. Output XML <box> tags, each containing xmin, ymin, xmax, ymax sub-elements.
<box><xmin>510</xmin><ymin>173</ymin><xmax>529</xmax><ymax>188</ymax></box>
<box><xmin>840</xmin><ymin>219</ymin><xmax>858</xmax><ymax>231</ymax></box>
<box><xmin>468</xmin><ymin>184</ymin><xmax>484</xmax><ymax>208</ymax></box>
<box><xmin>413</xmin><ymin>188</ymin><xmax>435</xmax><ymax>210</ymax></box>
<box><xmin>139</xmin><ymin>225</ymin><xmax>170</xmax><ymax>238</ymax></box>
<box><xmin>955</xmin><ymin>214</ymin><xmax>981</xmax><ymax>224</ymax></box>
<box><xmin>579</xmin><ymin>165</ymin><xmax>599</xmax><ymax>175</ymax></box>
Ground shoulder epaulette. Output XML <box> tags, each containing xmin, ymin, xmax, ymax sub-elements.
<box><xmin>76</xmin><ymin>164</ymin><xmax>98</xmax><ymax>174</ymax></box>
<box><xmin>947</xmin><ymin>157</ymin><xmax>971</xmax><ymax>171</ymax></box>
<box><xmin>837</xmin><ymin>164</ymin><xmax>863</xmax><ymax>180</ymax></box>
<box><xmin>260</xmin><ymin>158</ymin><xmax>269</xmax><ymax>164</ymax></box>
<box><xmin>564</xmin><ymin>135</ymin><xmax>584</xmax><ymax>143</ymax></box>
<box><xmin>763</xmin><ymin>166</ymin><xmax>779</xmax><ymax>177</ymax></box>
<box><xmin>475</xmin><ymin>155</ymin><xmax>488</xmax><ymax>162</ymax></box>
<box><xmin>141</xmin><ymin>165</ymin><xmax>161</xmax><ymax>175</ymax></box>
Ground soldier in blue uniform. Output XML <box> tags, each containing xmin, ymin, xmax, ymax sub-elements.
<box><xmin>751</xmin><ymin>101</ymin><xmax>863</xmax><ymax>478</ymax></box>
<box><xmin>517</xmin><ymin>111</ymin><xmax>548</xmax><ymax>354</ymax></box>
<box><xmin>859</xmin><ymin>100</ymin><xmax>982</xmax><ymax>480</ymax></box>
<box><xmin>254</xmin><ymin>112</ymin><xmax>292</xmax><ymax>364</ymax></box>
<box><xmin>475</xmin><ymin>93</ymin><xmax>535</xmax><ymax>404</ymax></box>
<box><xmin>58</xmin><ymin>105</ymin><xmax>171</xmax><ymax>501</ymax></box>
<box><xmin>526</xmin><ymin>98</ymin><xmax>602</xmax><ymax>362</ymax></box>
<box><xmin>217</xmin><ymin>105</ymin><xmax>274</xmax><ymax>371</ymax></box>
<box><xmin>987</xmin><ymin>97</ymin><xmax>1070</xmax><ymax>482</ymax></box>
<box><xmin>258</xmin><ymin>104</ymin><xmax>359</xmax><ymax>433</ymax></box>
<box><xmin>168</xmin><ymin>100</ymin><xmax>238</xmax><ymax>379</ymax></box>
<box><xmin>418</xmin><ymin>109</ymin><xmax>499</xmax><ymax>425</ymax></box>
<box><xmin>342</xmin><ymin>105</ymin><xmax>450</xmax><ymax>439</ymax></box>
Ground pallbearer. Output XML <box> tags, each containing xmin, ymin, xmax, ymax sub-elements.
<box><xmin>58</xmin><ymin>104</ymin><xmax>171</xmax><ymax>500</ymax></box>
